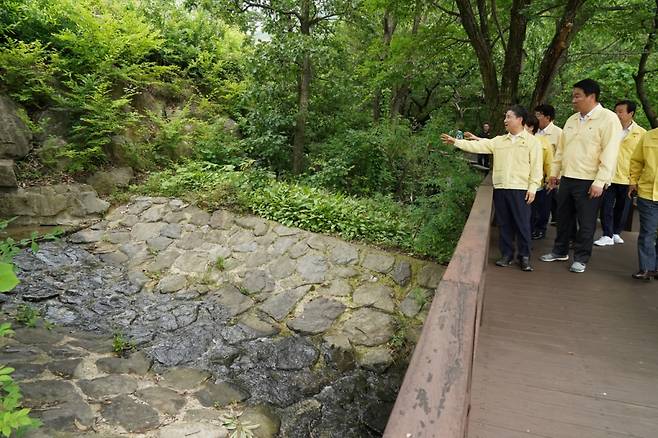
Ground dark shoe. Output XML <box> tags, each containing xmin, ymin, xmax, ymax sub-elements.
<box><xmin>519</xmin><ymin>257</ymin><xmax>533</xmax><ymax>272</ymax></box>
<box><xmin>531</xmin><ymin>231</ymin><xmax>545</xmax><ymax>240</ymax></box>
<box><xmin>632</xmin><ymin>271</ymin><xmax>653</xmax><ymax>281</ymax></box>
<box><xmin>495</xmin><ymin>256</ymin><xmax>513</xmax><ymax>267</ymax></box>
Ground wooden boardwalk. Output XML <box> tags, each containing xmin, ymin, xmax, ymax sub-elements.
<box><xmin>468</xmin><ymin>226</ymin><xmax>658</xmax><ymax>438</ymax></box>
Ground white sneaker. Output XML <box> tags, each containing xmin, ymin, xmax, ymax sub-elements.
<box><xmin>594</xmin><ymin>236</ymin><xmax>614</xmax><ymax>246</ymax></box>
<box><xmin>613</xmin><ymin>234</ymin><xmax>624</xmax><ymax>244</ymax></box>
<box><xmin>570</xmin><ymin>261</ymin><xmax>586</xmax><ymax>273</ymax></box>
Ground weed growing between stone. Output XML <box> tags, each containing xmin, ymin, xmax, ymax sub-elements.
<box><xmin>218</xmin><ymin>404</ymin><xmax>260</xmax><ymax>438</ymax></box>
<box><xmin>15</xmin><ymin>305</ymin><xmax>40</xmax><ymax>328</ymax></box>
<box><xmin>112</xmin><ymin>332</ymin><xmax>136</xmax><ymax>357</ymax></box>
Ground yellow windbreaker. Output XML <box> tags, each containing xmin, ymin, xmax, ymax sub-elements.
<box><xmin>538</xmin><ymin>135</ymin><xmax>553</xmax><ymax>187</ymax></box>
<box><xmin>550</xmin><ymin>105</ymin><xmax>622</xmax><ymax>188</ymax></box>
<box><xmin>612</xmin><ymin>122</ymin><xmax>646</xmax><ymax>185</ymax></box>
<box><xmin>455</xmin><ymin>130</ymin><xmax>543</xmax><ymax>193</ymax></box>
<box><xmin>538</xmin><ymin>122</ymin><xmax>562</xmax><ymax>156</ymax></box>
<box><xmin>629</xmin><ymin>128</ymin><xmax>658</xmax><ymax>201</ymax></box>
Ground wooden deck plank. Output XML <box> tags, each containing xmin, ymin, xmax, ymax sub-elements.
<box><xmin>467</xmin><ymin>226</ymin><xmax>658</xmax><ymax>438</ymax></box>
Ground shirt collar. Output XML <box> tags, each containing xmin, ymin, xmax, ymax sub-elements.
<box><xmin>579</xmin><ymin>103</ymin><xmax>602</xmax><ymax>122</ymax></box>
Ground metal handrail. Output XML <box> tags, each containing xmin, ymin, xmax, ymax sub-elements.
<box><xmin>383</xmin><ymin>174</ymin><xmax>493</xmax><ymax>438</ymax></box>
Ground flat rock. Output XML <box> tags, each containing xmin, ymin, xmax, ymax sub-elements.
<box><xmin>330</xmin><ymin>243</ymin><xmax>358</xmax><ymax>265</ymax></box>
<box><xmin>353</xmin><ymin>283</ymin><xmax>395</xmax><ymax>312</ymax></box>
<box><xmin>101</xmin><ymin>394</ymin><xmax>160</xmax><ymax>433</ymax></box>
<box><xmin>173</xmin><ymin>252</ymin><xmax>209</xmax><ymax>273</ymax></box>
<box><xmin>399</xmin><ymin>289</ymin><xmax>429</xmax><ymax>318</ymax></box>
<box><xmin>96</xmin><ymin>351</ymin><xmax>152</xmax><ymax>375</ymax></box>
<box><xmin>141</xmin><ymin>204</ymin><xmax>167</xmax><ymax>222</ymax></box>
<box><xmin>319</xmin><ymin>279</ymin><xmax>352</xmax><ymax>297</ymax></box>
<box><xmin>341</xmin><ymin>308</ymin><xmax>394</xmax><ymax>346</ymax></box>
<box><xmin>287</xmin><ymin>298</ymin><xmax>345</xmax><ymax>334</ymax></box>
<box><xmin>160</xmin><ymin>367</ymin><xmax>211</xmax><ymax>391</ymax></box>
<box><xmin>288</xmin><ymin>241</ymin><xmax>309</xmax><ymax>259</ymax></box>
<box><xmin>157</xmin><ymin>274</ymin><xmax>187</xmax><ymax>293</ymax></box>
<box><xmin>269</xmin><ymin>237</ymin><xmax>296</xmax><ymax>256</ymax></box>
<box><xmin>391</xmin><ymin>260</ymin><xmax>412</xmax><ymax>286</ymax></box>
<box><xmin>69</xmin><ymin>230</ymin><xmax>103</xmax><ymax>243</ymax></box>
<box><xmin>21</xmin><ymin>380</ymin><xmax>94</xmax><ymax>430</ymax></box>
<box><xmin>273</xmin><ymin>225</ymin><xmax>299</xmax><ymax>236</ymax></box>
<box><xmin>136</xmin><ymin>386</ymin><xmax>186</xmax><ymax>416</ymax></box>
<box><xmin>417</xmin><ymin>264</ymin><xmax>444</xmax><ymax>289</ymax></box>
<box><xmin>296</xmin><ymin>254</ymin><xmax>328</xmax><ymax>283</ymax></box>
<box><xmin>160</xmin><ymin>223</ymin><xmax>182</xmax><ymax>239</ymax></box>
<box><xmin>147</xmin><ymin>236</ymin><xmax>173</xmax><ymax>251</ymax></box>
<box><xmin>259</xmin><ymin>286</ymin><xmax>310</xmax><ymax>321</ymax></box>
<box><xmin>268</xmin><ymin>257</ymin><xmax>295</xmax><ymax>280</ymax></box>
<box><xmin>362</xmin><ymin>252</ymin><xmax>395</xmax><ymax>273</ymax></box>
<box><xmin>243</xmin><ymin>270</ymin><xmax>275</xmax><ymax>294</ymax></box>
<box><xmin>210</xmin><ymin>210</ymin><xmax>234</xmax><ymax>229</ymax></box>
<box><xmin>356</xmin><ymin>346</ymin><xmax>393</xmax><ymax>373</ymax></box>
<box><xmin>131</xmin><ymin>222</ymin><xmax>166</xmax><ymax>241</ymax></box>
<box><xmin>214</xmin><ymin>284</ymin><xmax>254</xmax><ymax>317</ymax></box>
<box><xmin>47</xmin><ymin>358</ymin><xmax>82</xmax><ymax>379</ymax></box>
<box><xmin>194</xmin><ymin>381</ymin><xmax>250</xmax><ymax>407</ymax></box>
<box><xmin>78</xmin><ymin>375</ymin><xmax>139</xmax><ymax>400</ymax></box>
<box><xmin>273</xmin><ymin>337</ymin><xmax>319</xmax><ymax>370</ymax></box>
<box><xmin>158</xmin><ymin>423</ymin><xmax>228</xmax><ymax>438</ymax></box>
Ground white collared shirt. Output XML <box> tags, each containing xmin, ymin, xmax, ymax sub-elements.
<box><xmin>622</xmin><ymin>121</ymin><xmax>635</xmax><ymax>139</ymax></box>
<box><xmin>579</xmin><ymin>103</ymin><xmax>602</xmax><ymax>123</ymax></box>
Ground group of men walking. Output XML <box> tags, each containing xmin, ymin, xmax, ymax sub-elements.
<box><xmin>441</xmin><ymin>78</ymin><xmax>658</xmax><ymax>280</ymax></box>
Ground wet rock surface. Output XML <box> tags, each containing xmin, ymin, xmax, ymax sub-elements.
<box><xmin>7</xmin><ymin>197</ymin><xmax>445</xmax><ymax>437</ymax></box>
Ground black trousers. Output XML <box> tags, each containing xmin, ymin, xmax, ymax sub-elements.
<box><xmin>552</xmin><ymin>177</ymin><xmax>603</xmax><ymax>263</ymax></box>
<box><xmin>531</xmin><ymin>189</ymin><xmax>552</xmax><ymax>234</ymax></box>
<box><xmin>599</xmin><ymin>183</ymin><xmax>631</xmax><ymax>237</ymax></box>
<box><xmin>494</xmin><ymin>189</ymin><xmax>531</xmax><ymax>259</ymax></box>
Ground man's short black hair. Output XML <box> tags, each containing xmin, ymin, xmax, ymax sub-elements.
<box><xmin>573</xmin><ymin>78</ymin><xmax>601</xmax><ymax>101</ymax></box>
<box><xmin>615</xmin><ymin>99</ymin><xmax>637</xmax><ymax>115</ymax></box>
<box><xmin>534</xmin><ymin>104</ymin><xmax>556</xmax><ymax>121</ymax></box>
<box><xmin>508</xmin><ymin>105</ymin><xmax>528</xmax><ymax>124</ymax></box>
<box><xmin>525</xmin><ymin>114</ymin><xmax>540</xmax><ymax>135</ymax></box>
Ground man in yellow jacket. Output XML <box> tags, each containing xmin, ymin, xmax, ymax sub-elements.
<box><xmin>525</xmin><ymin>114</ymin><xmax>554</xmax><ymax>240</ymax></box>
<box><xmin>441</xmin><ymin>105</ymin><xmax>542</xmax><ymax>271</ymax></box>
<box><xmin>541</xmin><ymin>79</ymin><xmax>622</xmax><ymax>273</ymax></box>
<box><xmin>534</xmin><ymin>104</ymin><xmax>563</xmax><ymax>227</ymax></box>
<box><xmin>629</xmin><ymin>128</ymin><xmax>658</xmax><ymax>280</ymax></box>
<box><xmin>594</xmin><ymin>100</ymin><xmax>646</xmax><ymax>247</ymax></box>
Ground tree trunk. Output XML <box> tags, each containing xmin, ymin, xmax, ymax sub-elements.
<box><xmin>530</xmin><ymin>0</ymin><xmax>588</xmax><ymax>108</ymax></box>
<box><xmin>292</xmin><ymin>1</ymin><xmax>312</xmax><ymax>174</ymax></box>
<box><xmin>391</xmin><ymin>2</ymin><xmax>423</xmax><ymax>120</ymax></box>
<box><xmin>498</xmin><ymin>0</ymin><xmax>531</xmax><ymax>112</ymax></box>
<box><xmin>454</xmin><ymin>0</ymin><xmax>500</xmax><ymax>132</ymax></box>
<box><xmin>634</xmin><ymin>0</ymin><xmax>658</xmax><ymax>129</ymax></box>
<box><xmin>373</xmin><ymin>11</ymin><xmax>397</xmax><ymax>122</ymax></box>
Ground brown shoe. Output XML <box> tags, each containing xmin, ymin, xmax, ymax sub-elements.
<box><xmin>632</xmin><ymin>271</ymin><xmax>653</xmax><ymax>281</ymax></box>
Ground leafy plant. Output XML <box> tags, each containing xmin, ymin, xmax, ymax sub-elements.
<box><xmin>0</xmin><ymin>366</ymin><xmax>42</xmax><ymax>437</ymax></box>
<box><xmin>218</xmin><ymin>405</ymin><xmax>259</xmax><ymax>438</ymax></box>
<box><xmin>112</xmin><ymin>332</ymin><xmax>136</xmax><ymax>356</ymax></box>
<box><xmin>215</xmin><ymin>256</ymin><xmax>226</xmax><ymax>271</ymax></box>
<box><xmin>15</xmin><ymin>305</ymin><xmax>40</xmax><ymax>328</ymax></box>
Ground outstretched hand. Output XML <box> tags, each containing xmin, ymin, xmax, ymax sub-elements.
<box><xmin>440</xmin><ymin>133</ymin><xmax>456</xmax><ymax>145</ymax></box>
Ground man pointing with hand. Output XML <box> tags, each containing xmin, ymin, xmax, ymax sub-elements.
<box><xmin>540</xmin><ymin>79</ymin><xmax>622</xmax><ymax>273</ymax></box>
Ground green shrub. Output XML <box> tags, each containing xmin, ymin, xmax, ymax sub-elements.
<box><xmin>135</xmin><ymin>159</ymin><xmax>478</xmax><ymax>262</ymax></box>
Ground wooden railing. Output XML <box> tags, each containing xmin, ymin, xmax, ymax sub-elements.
<box><xmin>383</xmin><ymin>174</ymin><xmax>493</xmax><ymax>438</ymax></box>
